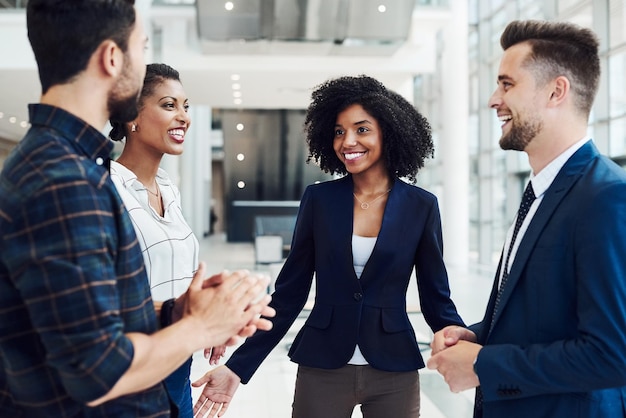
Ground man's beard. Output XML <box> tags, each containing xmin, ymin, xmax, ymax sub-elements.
<box><xmin>108</xmin><ymin>57</ymin><xmax>142</xmax><ymax>123</ymax></box>
<box><xmin>108</xmin><ymin>92</ymin><xmax>140</xmax><ymax>124</ymax></box>
<box><xmin>499</xmin><ymin>113</ymin><xmax>543</xmax><ymax>151</ymax></box>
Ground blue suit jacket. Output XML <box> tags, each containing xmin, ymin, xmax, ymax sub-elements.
<box><xmin>227</xmin><ymin>176</ymin><xmax>464</xmax><ymax>383</ymax></box>
<box><xmin>471</xmin><ymin>141</ymin><xmax>626</xmax><ymax>417</ymax></box>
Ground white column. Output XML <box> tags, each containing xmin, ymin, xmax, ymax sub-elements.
<box><xmin>394</xmin><ymin>77</ymin><xmax>416</xmax><ymax>103</ymax></box>
<box><xmin>177</xmin><ymin>106</ymin><xmax>212</xmax><ymax>238</ymax></box>
<box><xmin>135</xmin><ymin>0</ymin><xmax>153</xmax><ymax>62</ymax></box>
<box><xmin>439</xmin><ymin>0</ymin><xmax>469</xmax><ymax>270</ymax></box>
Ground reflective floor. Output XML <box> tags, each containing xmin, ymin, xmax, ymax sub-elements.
<box><xmin>190</xmin><ymin>233</ymin><xmax>495</xmax><ymax>418</ymax></box>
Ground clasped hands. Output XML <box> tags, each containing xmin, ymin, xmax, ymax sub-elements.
<box><xmin>426</xmin><ymin>325</ymin><xmax>482</xmax><ymax>393</ymax></box>
<box><xmin>174</xmin><ymin>262</ymin><xmax>276</xmax><ymax>351</ymax></box>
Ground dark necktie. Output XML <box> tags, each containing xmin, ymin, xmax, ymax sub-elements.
<box><xmin>476</xmin><ymin>182</ymin><xmax>536</xmax><ymax>413</ymax></box>
<box><xmin>491</xmin><ymin>181</ymin><xmax>536</xmax><ymax>325</ymax></box>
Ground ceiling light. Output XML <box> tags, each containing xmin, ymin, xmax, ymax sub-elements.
<box><xmin>234</xmin><ymin>98</ymin><xmax>243</xmax><ymax>105</ymax></box>
<box><xmin>232</xmin><ymin>83</ymin><xmax>241</xmax><ymax>90</ymax></box>
<box><xmin>230</xmin><ymin>74</ymin><xmax>240</xmax><ymax>81</ymax></box>
<box><xmin>0</xmin><ymin>112</ymin><xmax>4</xmax><ymax>118</ymax></box>
<box><xmin>236</xmin><ymin>153</ymin><xmax>245</xmax><ymax>161</ymax></box>
<box><xmin>236</xmin><ymin>123</ymin><xmax>244</xmax><ymax>131</ymax></box>
<box><xmin>378</xmin><ymin>4</ymin><xmax>387</xmax><ymax>12</ymax></box>
<box><xmin>225</xmin><ymin>2</ymin><xmax>234</xmax><ymax>11</ymax></box>
<box><xmin>20</xmin><ymin>121</ymin><xmax>28</xmax><ymax>128</ymax></box>
<box><xmin>233</xmin><ymin>91</ymin><xmax>242</xmax><ymax>98</ymax></box>
<box><xmin>237</xmin><ymin>181</ymin><xmax>246</xmax><ymax>189</ymax></box>
<box><xmin>9</xmin><ymin>117</ymin><xmax>16</xmax><ymax>124</ymax></box>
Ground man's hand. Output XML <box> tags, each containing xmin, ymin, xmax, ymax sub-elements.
<box><xmin>427</xmin><ymin>340</ymin><xmax>482</xmax><ymax>393</ymax></box>
<box><xmin>430</xmin><ymin>325</ymin><xmax>477</xmax><ymax>355</ymax></box>
<box><xmin>178</xmin><ymin>263</ymin><xmax>276</xmax><ymax>349</ymax></box>
<box><xmin>192</xmin><ymin>366</ymin><xmax>241</xmax><ymax>417</ymax></box>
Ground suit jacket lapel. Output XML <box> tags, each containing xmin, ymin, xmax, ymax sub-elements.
<box><xmin>489</xmin><ymin>142</ymin><xmax>598</xmax><ymax>333</ymax></box>
<box><xmin>360</xmin><ymin>178</ymin><xmax>405</xmax><ymax>282</ymax></box>
<box><xmin>331</xmin><ymin>176</ymin><xmax>359</xmax><ymax>280</ymax></box>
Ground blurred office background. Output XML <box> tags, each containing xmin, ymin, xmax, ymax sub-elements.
<box><xmin>2</xmin><ymin>0</ymin><xmax>626</xmax><ymax>416</ymax></box>
<box><xmin>3</xmin><ymin>0</ymin><xmax>626</xmax><ymax>270</ymax></box>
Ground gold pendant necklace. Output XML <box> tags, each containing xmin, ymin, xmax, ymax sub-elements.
<box><xmin>146</xmin><ymin>184</ymin><xmax>163</xmax><ymax>214</ymax></box>
<box><xmin>353</xmin><ymin>189</ymin><xmax>391</xmax><ymax>209</ymax></box>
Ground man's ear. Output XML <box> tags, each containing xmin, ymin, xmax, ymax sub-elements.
<box><xmin>548</xmin><ymin>76</ymin><xmax>570</xmax><ymax>107</ymax></box>
<box><xmin>96</xmin><ymin>40</ymin><xmax>124</xmax><ymax>78</ymax></box>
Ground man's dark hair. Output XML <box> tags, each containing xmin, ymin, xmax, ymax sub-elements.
<box><xmin>27</xmin><ymin>0</ymin><xmax>136</xmax><ymax>94</ymax></box>
<box><xmin>304</xmin><ymin>75</ymin><xmax>433</xmax><ymax>183</ymax></box>
<box><xmin>501</xmin><ymin>20</ymin><xmax>600</xmax><ymax>116</ymax></box>
<box><xmin>109</xmin><ymin>63</ymin><xmax>182</xmax><ymax>141</ymax></box>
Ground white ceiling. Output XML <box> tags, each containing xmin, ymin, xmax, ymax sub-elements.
<box><xmin>0</xmin><ymin>3</ymin><xmax>450</xmax><ymax>142</ymax></box>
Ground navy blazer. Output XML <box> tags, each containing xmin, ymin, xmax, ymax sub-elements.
<box><xmin>471</xmin><ymin>141</ymin><xmax>626</xmax><ymax>418</ymax></box>
<box><xmin>227</xmin><ymin>176</ymin><xmax>464</xmax><ymax>384</ymax></box>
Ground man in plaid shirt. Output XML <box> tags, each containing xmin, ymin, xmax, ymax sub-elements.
<box><xmin>0</xmin><ymin>1</ymin><xmax>274</xmax><ymax>417</ymax></box>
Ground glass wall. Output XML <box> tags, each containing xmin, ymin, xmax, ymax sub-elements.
<box><xmin>416</xmin><ymin>0</ymin><xmax>626</xmax><ymax>266</ymax></box>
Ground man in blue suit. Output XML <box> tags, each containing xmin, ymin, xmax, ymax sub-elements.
<box><xmin>428</xmin><ymin>19</ymin><xmax>626</xmax><ymax>417</ymax></box>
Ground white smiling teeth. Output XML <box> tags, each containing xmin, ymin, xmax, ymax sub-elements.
<box><xmin>168</xmin><ymin>129</ymin><xmax>185</xmax><ymax>140</ymax></box>
<box><xmin>345</xmin><ymin>152</ymin><xmax>364</xmax><ymax>160</ymax></box>
<box><xmin>498</xmin><ymin>115</ymin><xmax>512</xmax><ymax>122</ymax></box>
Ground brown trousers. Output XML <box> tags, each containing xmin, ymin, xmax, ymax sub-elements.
<box><xmin>292</xmin><ymin>364</ymin><xmax>420</xmax><ymax>418</ymax></box>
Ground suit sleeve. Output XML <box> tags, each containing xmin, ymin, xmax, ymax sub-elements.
<box><xmin>476</xmin><ymin>180</ymin><xmax>626</xmax><ymax>400</ymax></box>
<box><xmin>226</xmin><ymin>187</ymin><xmax>316</xmax><ymax>384</ymax></box>
<box><xmin>414</xmin><ymin>195</ymin><xmax>465</xmax><ymax>331</ymax></box>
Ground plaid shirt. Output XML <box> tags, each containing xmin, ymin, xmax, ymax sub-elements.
<box><xmin>0</xmin><ymin>104</ymin><xmax>171</xmax><ymax>417</ymax></box>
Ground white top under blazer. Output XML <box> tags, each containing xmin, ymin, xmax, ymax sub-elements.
<box><xmin>110</xmin><ymin>161</ymin><xmax>199</xmax><ymax>301</ymax></box>
<box><xmin>349</xmin><ymin>234</ymin><xmax>378</xmax><ymax>365</ymax></box>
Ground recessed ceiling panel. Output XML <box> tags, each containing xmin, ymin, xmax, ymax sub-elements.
<box><xmin>196</xmin><ymin>0</ymin><xmax>416</xmax><ymax>45</ymax></box>
<box><xmin>197</xmin><ymin>0</ymin><xmax>263</xmax><ymax>41</ymax></box>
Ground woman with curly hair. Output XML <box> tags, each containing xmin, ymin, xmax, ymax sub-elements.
<box><xmin>192</xmin><ymin>75</ymin><xmax>465</xmax><ymax>418</ymax></box>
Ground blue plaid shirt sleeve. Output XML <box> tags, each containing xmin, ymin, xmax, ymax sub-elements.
<box><xmin>0</xmin><ymin>104</ymin><xmax>168</xmax><ymax>417</ymax></box>
<box><xmin>2</xmin><ymin>161</ymin><xmax>135</xmax><ymax>403</ymax></box>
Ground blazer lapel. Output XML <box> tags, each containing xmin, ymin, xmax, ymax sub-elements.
<box><xmin>359</xmin><ymin>178</ymin><xmax>405</xmax><ymax>282</ymax></box>
<box><xmin>489</xmin><ymin>141</ymin><xmax>598</xmax><ymax>332</ymax></box>
<box><xmin>331</xmin><ymin>176</ymin><xmax>360</xmax><ymax>280</ymax></box>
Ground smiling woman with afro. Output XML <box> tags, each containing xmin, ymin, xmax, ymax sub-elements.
<box><xmin>304</xmin><ymin>75</ymin><xmax>434</xmax><ymax>183</ymax></box>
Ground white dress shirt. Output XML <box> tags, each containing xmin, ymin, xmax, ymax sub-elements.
<box><xmin>497</xmin><ymin>136</ymin><xmax>591</xmax><ymax>288</ymax></box>
<box><xmin>110</xmin><ymin>161</ymin><xmax>199</xmax><ymax>300</ymax></box>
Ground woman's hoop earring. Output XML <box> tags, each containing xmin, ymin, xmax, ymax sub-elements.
<box><xmin>131</xmin><ymin>124</ymin><xmax>137</xmax><ymax>132</ymax></box>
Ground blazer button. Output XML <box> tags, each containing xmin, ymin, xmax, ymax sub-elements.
<box><xmin>353</xmin><ymin>293</ymin><xmax>363</xmax><ymax>301</ymax></box>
